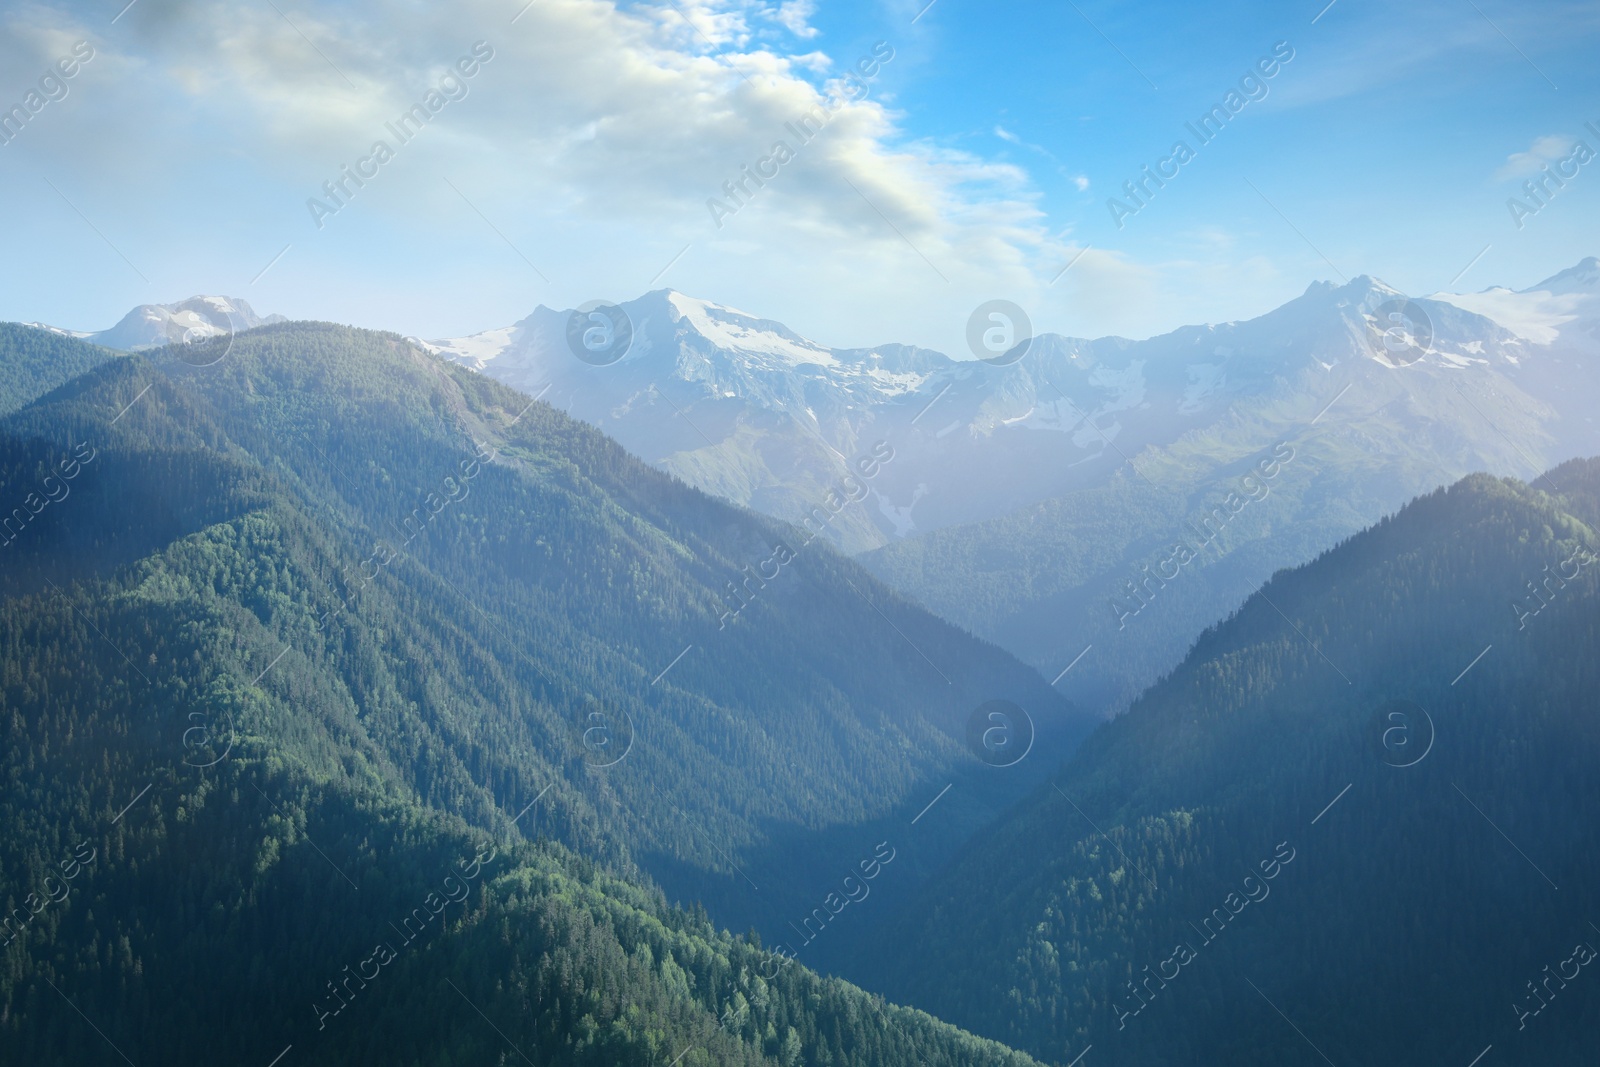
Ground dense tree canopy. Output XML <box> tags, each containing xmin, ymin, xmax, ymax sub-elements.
<box><xmin>864</xmin><ymin>462</ymin><xmax>1600</xmax><ymax>1065</ymax></box>
<box><xmin>0</xmin><ymin>323</ymin><xmax>1073</xmax><ymax>1065</ymax></box>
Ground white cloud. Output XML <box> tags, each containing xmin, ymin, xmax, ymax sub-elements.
<box><xmin>2</xmin><ymin>0</ymin><xmax>1085</xmax><ymax>350</ymax></box>
<box><xmin>7</xmin><ymin>0</ymin><xmax>1322</xmax><ymax>352</ymax></box>
<box><xmin>46</xmin><ymin>0</ymin><xmax>1049</xmax><ymax>255</ymax></box>
<box><xmin>769</xmin><ymin>0</ymin><xmax>821</xmax><ymax>39</ymax></box>
<box><xmin>1494</xmin><ymin>134</ymin><xmax>1578</xmax><ymax>182</ymax></box>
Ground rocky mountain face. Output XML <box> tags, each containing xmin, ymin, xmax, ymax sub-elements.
<box><xmin>416</xmin><ymin>261</ymin><xmax>1600</xmax><ymax>709</ymax></box>
<box><xmin>862</xmin><ymin>262</ymin><xmax>1600</xmax><ymax>708</ymax></box>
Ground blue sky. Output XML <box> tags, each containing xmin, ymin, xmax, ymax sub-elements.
<box><xmin>0</xmin><ymin>0</ymin><xmax>1595</xmax><ymax>352</ymax></box>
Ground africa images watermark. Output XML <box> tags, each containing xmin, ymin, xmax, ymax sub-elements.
<box><xmin>312</xmin><ymin>841</ymin><xmax>497</xmax><ymax>1031</ymax></box>
<box><xmin>706</xmin><ymin>41</ymin><xmax>895</xmax><ymax>229</ymax></box>
<box><xmin>715</xmin><ymin>440</ymin><xmax>894</xmax><ymax>630</ymax></box>
<box><xmin>1110</xmin><ymin>442</ymin><xmax>1296</xmax><ymax>630</ymax></box>
<box><xmin>314</xmin><ymin>439</ymin><xmax>495</xmax><ymax>631</ymax></box>
<box><xmin>752</xmin><ymin>840</ymin><xmax>898</xmax><ymax>981</ymax></box>
<box><xmin>1113</xmin><ymin>840</ymin><xmax>1297</xmax><ymax>1031</ymax></box>
<box><xmin>1505</xmin><ymin>120</ymin><xmax>1599</xmax><ymax>230</ymax></box>
<box><xmin>307</xmin><ymin>41</ymin><xmax>495</xmax><ymax>230</ymax></box>
<box><xmin>966</xmin><ymin>699</ymin><xmax>1035</xmax><ymax>768</ymax></box>
<box><xmin>1512</xmin><ymin>934</ymin><xmax>1597</xmax><ymax>1032</ymax></box>
<box><xmin>0</xmin><ymin>40</ymin><xmax>95</xmax><ymax>148</ymax></box>
<box><xmin>0</xmin><ymin>441</ymin><xmax>98</xmax><ymax>549</ymax></box>
<box><xmin>0</xmin><ymin>840</ymin><xmax>98</xmax><ymax>952</ymax></box>
<box><xmin>1107</xmin><ymin>40</ymin><xmax>1295</xmax><ymax>229</ymax></box>
<box><xmin>1512</xmin><ymin>543</ymin><xmax>1598</xmax><ymax>630</ymax></box>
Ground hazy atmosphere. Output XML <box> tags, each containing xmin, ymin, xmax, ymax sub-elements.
<box><xmin>2</xmin><ymin>2</ymin><xmax>1598</xmax><ymax>1066</ymax></box>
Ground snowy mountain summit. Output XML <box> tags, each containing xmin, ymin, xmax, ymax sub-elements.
<box><xmin>35</xmin><ymin>263</ymin><xmax>1598</xmax><ymax>556</ymax></box>
<box><xmin>28</xmin><ymin>296</ymin><xmax>285</xmax><ymax>350</ymax></box>
<box><xmin>1433</xmin><ymin>256</ymin><xmax>1600</xmax><ymax>347</ymax></box>
<box><xmin>414</xmin><ymin>262</ymin><xmax>1600</xmax><ymax>551</ymax></box>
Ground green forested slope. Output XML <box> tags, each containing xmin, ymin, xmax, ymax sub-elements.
<box><xmin>0</xmin><ymin>596</ymin><xmax>1040</xmax><ymax>1066</ymax></box>
<box><xmin>859</xmin><ymin>463</ymin><xmax>1600</xmax><ymax>1066</ymax></box>
<box><xmin>0</xmin><ymin>322</ymin><xmax>1075</xmax><ymax>1064</ymax></box>
<box><xmin>0</xmin><ymin>324</ymin><xmax>112</xmax><ymax>417</ymax></box>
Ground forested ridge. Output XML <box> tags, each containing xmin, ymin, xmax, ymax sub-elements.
<box><xmin>862</xmin><ymin>461</ymin><xmax>1600</xmax><ymax>1066</ymax></box>
<box><xmin>0</xmin><ymin>323</ymin><xmax>111</xmax><ymax>418</ymax></box>
<box><xmin>0</xmin><ymin>322</ymin><xmax>1074</xmax><ymax>1065</ymax></box>
<box><xmin>9</xmin><ymin>318</ymin><xmax>1595</xmax><ymax>1067</ymax></box>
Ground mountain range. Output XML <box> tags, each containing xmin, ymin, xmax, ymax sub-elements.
<box><xmin>411</xmin><ymin>258</ymin><xmax>1599</xmax><ymax>550</ymax></box>
<box><xmin>859</xmin><ymin>457</ymin><xmax>1600</xmax><ymax>1065</ymax></box>
<box><xmin>7</xmin><ymin>270</ymin><xmax>1600</xmax><ymax>1065</ymax></box>
<box><xmin>45</xmin><ymin>258</ymin><xmax>1598</xmax><ymax>712</ymax></box>
<box><xmin>0</xmin><ymin>320</ymin><xmax>1080</xmax><ymax>1064</ymax></box>
<box><xmin>864</xmin><ymin>259</ymin><xmax>1600</xmax><ymax>707</ymax></box>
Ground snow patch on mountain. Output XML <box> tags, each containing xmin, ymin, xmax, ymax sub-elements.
<box><xmin>432</xmin><ymin>325</ymin><xmax>521</xmax><ymax>369</ymax></box>
<box><xmin>28</xmin><ymin>296</ymin><xmax>285</xmax><ymax>351</ymax></box>
<box><xmin>1432</xmin><ymin>289</ymin><xmax>1581</xmax><ymax>345</ymax></box>
<box><xmin>1431</xmin><ymin>257</ymin><xmax>1600</xmax><ymax>346</ymax></box>
<box><xmin>666</xmin><ymin>292</ymin><xmax>838</xmax><ymax>369</ymax></box>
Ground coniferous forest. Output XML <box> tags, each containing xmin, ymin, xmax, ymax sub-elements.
<box><xmin>864</xmin><ymin>462</ymin><xmax>1600</xmax><ymax>1065</ymax></box>
<box><xmin>5</xmin><ymin>313</ymin><xmax>1599</xmax><ymax>1066</ymax></box>
<box><xmin>0</xmin><ymin>323</ymin><xmax>1078</xmax><ymax>1066</ymax></box>
<box><xmin>6</xmin><ymin>2</ymin><xmax>1599</xmax><ymax>1063</ymax></box>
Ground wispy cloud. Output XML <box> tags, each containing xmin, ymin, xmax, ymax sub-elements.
<box><xmin>1494</xmin><ymin>134</ymin><xmax>1578</xmax><ymax>182</ymax></box>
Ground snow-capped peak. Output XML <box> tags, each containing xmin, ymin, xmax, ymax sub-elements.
<box><xmin>26</xmin><ymin>296</ymin><xmax>285</xmax><ymax>351</ymax></box>
<box><xmin>660</xmin><ymin>289</ymin><xmax>838</xmax><ymax>369</ymax></box>
<box><xmin>1298</xmin><ymin>275</ymin><xmax>1405</xmax><ymax>303</ymax></box>
<box><xmin>1345</xmin><ymin>275</ymin><xmax>1406</xmax><ymax>299</ymax></box>
<box><xmin>1525</xmin><ymin>256</ymin><xmax>1600</xmax><ymax>295</ymax></box>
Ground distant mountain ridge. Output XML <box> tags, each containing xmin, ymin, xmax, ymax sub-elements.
<box><xmin>26</xmin><ymin>295</ymin><xmax>284</xmax><ymax>350</ymax></box>
<box><xmin>33</xmin><ymin>261</ymin><xmax>1600</xmax><ymax>711</ymax></box>
<box><xmin>43</xmin><ymin>266</ymin><xmax>1597</xmax><ymax>561</ymax></box>
<box><xmin>406</xmin><ymin>259</ymin><xmax>1600</xmax><ymax>710</ymax></box>
<box><xmin>411</xmin><ymin>260</ymin><xmax>1598</xmax><ymax>550</ymax></box>
<box><xmin>862</xmin><ymin>260</ymin><xmax>1600</xmax><ymax>708</ymax></box>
